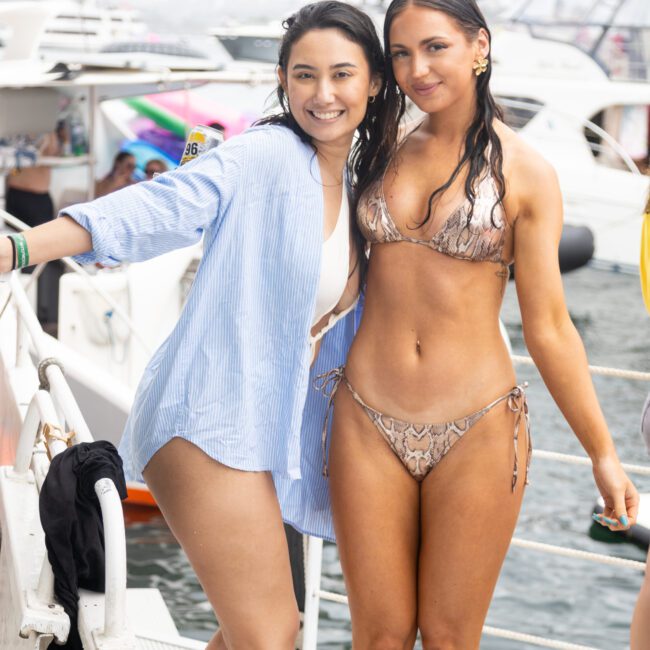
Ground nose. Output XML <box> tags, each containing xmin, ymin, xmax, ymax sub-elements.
<box><xmin>314</xmin><ymin>78</ymin><xmax>335</xmax><ymax>105</ymax></box>
<box><xmin>410</xmin><ymin>52</ymin><xmax>429</xmax><ymax>80</ymax></box>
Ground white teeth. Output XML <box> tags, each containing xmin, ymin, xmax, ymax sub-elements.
<box><xmin>311</xmin><ymin>110</ymin><xmax>343</xmax><ymax>120</ymax></box>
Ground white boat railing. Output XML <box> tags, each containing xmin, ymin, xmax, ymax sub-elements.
<box><xmin>302</xmin><ymin>357</ymin><xmax>650</xmax><ymax>650</ymax></box>
<box><xmin>1</xmin><ymin>268</ymin><xmax>133</xmax><ymax>647</ymax></box>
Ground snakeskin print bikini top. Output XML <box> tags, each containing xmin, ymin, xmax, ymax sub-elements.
<box><xmin>357</xmin><ymin>164</ymin><xmax>509</xmax><ymax>265</ymax></box>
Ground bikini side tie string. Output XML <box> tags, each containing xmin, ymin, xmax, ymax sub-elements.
<box><xmin>507</xmin><ymin>382</ymin><xmax>532</xmax><ymax>492</ymax></box>
<box><xmin>313</xmin><ymin>366</ymin><xmax>345</xmax><ymax>478</ymax></box>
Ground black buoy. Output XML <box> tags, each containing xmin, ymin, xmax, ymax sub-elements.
<box><xmin>558</xmin><ymin>224</ymin><xmax>595</xmax><ymax>273</ymax></box>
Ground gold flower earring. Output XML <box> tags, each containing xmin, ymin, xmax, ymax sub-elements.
<box><xmin>473</xmin><ymin>56</ymin><xmax>489</xmax><ymax>76</ymax></box>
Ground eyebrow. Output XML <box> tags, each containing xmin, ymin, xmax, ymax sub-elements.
<box><xmin>292</xmin><ymin>62</ymin><xmax>358</xmax><ymax>71</ymax></box>
<box><xmin>391</xmin><ymin>36</ymin><xmax>448</xmax><ymax>48</ymax></box>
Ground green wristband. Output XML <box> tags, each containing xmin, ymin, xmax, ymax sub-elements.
<box><xmin>9</xmin><ymin>233</ymin><xmax>29</xmax><ymax>269</ymax></box>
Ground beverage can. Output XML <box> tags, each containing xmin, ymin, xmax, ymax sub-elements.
<box><xmin>179</xmin><ymin>125</ymin><xmax>224</xmax><ymax>166</ymax></box>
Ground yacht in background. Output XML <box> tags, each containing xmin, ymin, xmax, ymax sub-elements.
<box><xmin>39</xmin><ymin>1</ymin><xmax>148</xmax><ymax>54</ymax></box>
<box><xmin>488</xmin><ymin>0</ymin><xmax>650</xmax><ymax>270</ymax></box>
<box><xmin>0</xmin><ymin>1</ymin><xmax>148</xmax><ymax>55</ymax></box>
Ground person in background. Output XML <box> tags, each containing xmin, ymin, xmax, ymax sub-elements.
<box><xmin>144</xmin><ymin>158</ymin><xmax>168</xmax><ymax>179</ymax></box>
<box><xmin>94</xmin><ymin>151</ymin><xmax>136</xmax><ymax>198</ymax></box>
<box><xmin>6</xmin><ymin>123</ymin><xmax>66</xmax><ymax>331</ymax></box>
<box><xmin>631</xmin><ymin>189</ymin><xmax>650</xmax><ymax>650</ymax></box>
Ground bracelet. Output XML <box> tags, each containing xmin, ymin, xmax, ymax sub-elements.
<box><xmin>7</xmin><ymin>233</ymin><xmax>29</xmax><ymax>269</ymax></box>
<box><xmin>6</xmin><ymin>235</ymin><xmax>16</xmax><ymax>271</ymax></box>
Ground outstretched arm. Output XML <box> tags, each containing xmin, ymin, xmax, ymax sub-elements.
<box><xmin>512</xmin><ymin>151</ymin><xmax>638</xmax><ymax>530</ymax></box>
<box><xmin>0</xmin><ymin>216</ymin><xmax>92</xmax><ymax>273</ymax></box>
<box><xmin>1</xmin><ymin>133</ymin><xmax>246</xmax><ymax>273</ymax></box>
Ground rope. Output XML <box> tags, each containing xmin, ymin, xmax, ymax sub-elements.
<box><xmin>483</xmin><ymin>626</ymin><xmax>600</xmax><ymax>650</ymax></box>
<box><xmin>533</xmin><ymin>449</ymin><xmax>650</xmax><ymax>476</ymax></box>
<box><xmin>38</xmin><ymin>357</ymin><xmax>65</xmax><ymax>392</ymax></box>
<box><xmin>510</xmin><ymin>538</ymin><xmax>647</xmax><ymax>571</ymax></box>
<box><xmin>511</xmin><ymin>355</ymin><xmax>650</xmax><ymax>382</ymax></box>
<box><xmin>317</xmin><ymin>591</ymin><xmax>601</xmax><ymax>649</ymax></box>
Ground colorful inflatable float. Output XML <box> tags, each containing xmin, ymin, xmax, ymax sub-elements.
<box><xmin>121</xmin><ymin>91</ymin><xmax>254</xmax><ymax>173</ymax></box>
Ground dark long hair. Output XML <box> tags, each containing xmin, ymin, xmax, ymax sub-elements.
<box><xmin>257</xmin><ymin>1</ymin><xmax>390</xmax><ymax>189</ymax></box>
<box><xmin>356</xmin><ymin>0</ymin><xmax>505</xmax><ymax>227</ymax></box>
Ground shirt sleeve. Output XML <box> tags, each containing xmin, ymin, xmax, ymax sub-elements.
<box><xmin>61</xmin><ymin>136</ymin><xmax>244</xmax><ymax>266</ymax></box>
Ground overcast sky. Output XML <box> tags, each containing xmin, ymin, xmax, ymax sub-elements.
<box><xmin>0</xmin><ymin>0</ymin><xmax>646</xmax><ymax>34</ymax></box>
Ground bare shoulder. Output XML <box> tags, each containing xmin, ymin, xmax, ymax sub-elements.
<box><xmin>495</xmin><ymin>121</ymin><xmax>560</xmax><ymax>213</ymax></box>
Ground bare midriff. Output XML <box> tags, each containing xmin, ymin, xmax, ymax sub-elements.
<box><xmin>345</xmin><ymin>241</ymin><xmax>516</xmax><ymax>423</ymax></box>
<box><xmin>7</xmin><ymin>167</ymin><xmax>52</xmax><ymax>194</ymax></box>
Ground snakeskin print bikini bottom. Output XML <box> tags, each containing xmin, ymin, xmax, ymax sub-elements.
<box><xmin>316</xmin><ymin>367</ymin><xmax>532</xmax><ymax>489</ymax></box>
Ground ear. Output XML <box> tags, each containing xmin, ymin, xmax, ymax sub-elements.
<box><xmin>369</xmin><ymin>73</ymin><xmax>382</xmax><ymax>98</ymax></box>
<box><xmin>475</xmin><ymin>27</ymin><xmax>490</xmax><ymax>59</ymax></box>
<box><xmin>277</xmin><ymin>67</ymin><xmax>287</xmax><ymax>93</ymax></box>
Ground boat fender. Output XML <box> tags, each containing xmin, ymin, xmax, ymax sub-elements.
<box><xmin>558</xmin><ymin>224</ymin><xmax>594</xmax><ymax>273</ymax></box>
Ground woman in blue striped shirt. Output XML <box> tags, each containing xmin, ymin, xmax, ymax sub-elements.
<box><xmin>0</xmin><ymin>3</ymin><xmax>387</xmax><ymax>647</ymax></box>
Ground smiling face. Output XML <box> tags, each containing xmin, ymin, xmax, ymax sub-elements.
<box><xmin>388</xmin><ymin>4</ymin><xmax>488</xmax><ymax>114</ymax></box>
<box><xmin>279</xmin><ymin>28</ymin><xmax>380</xmax><ymax>151</ymax></box>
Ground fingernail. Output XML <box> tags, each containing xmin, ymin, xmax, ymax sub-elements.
<box><xmin>620</xmin><ymin>515</ymin><xmax>629</xmax><ymax>527</ymax></box>
<box><xmin>603</xmin><ymin>516</ymin><xmax>618</xmax><ymax>526</ymax></box>
<box><xmin>592</xmin><ymin>513</ymin><xmax>602</xmax><ymax>523</ymax></box>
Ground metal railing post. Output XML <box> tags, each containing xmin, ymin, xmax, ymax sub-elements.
<box><xmin>302</xmin><ymin>536</ymin><xmax>324</xmax><ymax>650</ymax></box>
<box><xmin>95</xmin><ymin>478</ymin><xmax>128</xmax><ymax>640</ymax></box>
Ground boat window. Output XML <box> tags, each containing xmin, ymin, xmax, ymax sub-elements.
<box><xmin>584</xmin><ymin>104</ymin><xmax>650</xmax><ymax>173</ymax></box>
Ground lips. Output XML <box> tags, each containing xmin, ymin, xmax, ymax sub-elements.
<box><xmin>308</xmin><ymin>110</ymin><xmax>345</xmax><ymax>121</ymax></box>
<box><xmin>412</xmin><ymin>82</ymin><xmax>441</xmax><ymax>96</ymax></box>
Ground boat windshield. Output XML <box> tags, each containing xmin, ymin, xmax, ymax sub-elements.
<box><xmin>487</xmin><ymin>0</ymin><xmax>650</xmax><ymax>82</ymax></box>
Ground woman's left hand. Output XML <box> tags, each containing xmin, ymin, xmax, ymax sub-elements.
<box><xmin>591</xmin><ymin>454</ymin><xmax>639</xmax><ymax>531</ymax></box>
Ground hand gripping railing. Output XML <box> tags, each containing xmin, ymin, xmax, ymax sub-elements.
<box><xmin>5</xmin><ymin>269</ymin><xmax>132</xmax><ymax>647</ymax></box>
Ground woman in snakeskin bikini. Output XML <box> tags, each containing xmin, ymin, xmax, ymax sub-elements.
<box><xmin>322</xmin><ymin>1</ymin><xmax>640</xmax><ymax>647</ymax></box>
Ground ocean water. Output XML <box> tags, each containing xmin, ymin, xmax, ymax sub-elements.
<box><xmin>125</xmin><ymin>266</ymin><xmax>650</xmax><ymax>649</ymax></box>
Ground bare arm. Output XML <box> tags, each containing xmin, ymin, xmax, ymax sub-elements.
<box><xmin>0</xmin><ymin>215</ymin><xmax>92</xmax><ymax>273</ymax></box>
<box><xmin>512</xmin><ymin>149</ymin><xmax>638</xmax><ymax>527</ymax></box>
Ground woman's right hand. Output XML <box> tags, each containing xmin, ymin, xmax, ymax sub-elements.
<box><xmin>591</xmin><ymin>453</ymin><xmax>639</xmax><ymax>531</ymax></box>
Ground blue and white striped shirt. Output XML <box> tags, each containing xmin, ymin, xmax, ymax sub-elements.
<box><xmin>62</xmin><ymin>124</ymin><xmax>354</xmax><ymax>541</ymax></box>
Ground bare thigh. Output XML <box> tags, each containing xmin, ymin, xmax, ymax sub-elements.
<box><xmin>329</xmin><ymin>385</ymin><xmax>420</xmax><ymax>650</ymax></box>
<box><xmin>417</xmin><ymin>400</ymin><xmax>529</xmax><ymax>650</ymax></box>
<box><xmin>143</xmin><ymin>437</ymin><xmax>299</xmax><ymax>650</ymax></box>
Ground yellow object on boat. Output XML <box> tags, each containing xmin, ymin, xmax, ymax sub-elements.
<box><xmin>642</xmin><ymin>192</ymin><xmax>650</xmax><ymax>315</ymax></box>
